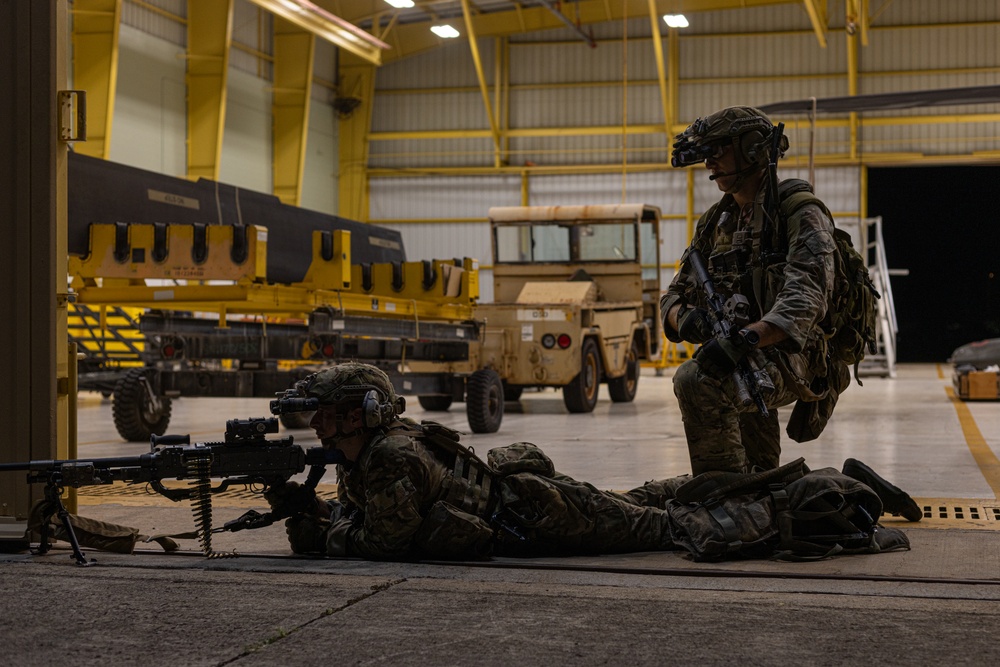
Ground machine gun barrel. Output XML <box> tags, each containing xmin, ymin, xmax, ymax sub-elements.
<box><xmin>686</xmin><ymin>249</ymin><xmax>770</xmax><ymax>417</ymax></box>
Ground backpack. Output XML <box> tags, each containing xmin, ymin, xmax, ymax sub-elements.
<box><xmin>665</xmin><ymin>458</ymin><xmax>911</xmax><ymax>562</ymax></box>
<box><xmin>777</xmin><ymin>179</ymin><xmax>881</xmax><ymax>382</ymax></box>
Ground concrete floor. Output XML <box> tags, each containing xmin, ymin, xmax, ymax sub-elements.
<box><xmin>3</xmin><ymin>362</ymin><xmax>999</xmax><ymax>665</ymax></box>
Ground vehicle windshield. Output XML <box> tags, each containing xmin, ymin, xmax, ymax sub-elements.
<box><xmin>494</xmin><ymin>221</ymin><xmax>637</xmax><ymax>263</ymax></box>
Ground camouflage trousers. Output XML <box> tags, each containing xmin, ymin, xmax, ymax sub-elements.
<box><xmin>493</xmin><ymin>472</ymin><xmax>688</xmax><ymax>557</ymax></box>
<box><xmin>673</xmin><ymin>354</ymin><xmax>800</xmax><ymax>476</ymax></box>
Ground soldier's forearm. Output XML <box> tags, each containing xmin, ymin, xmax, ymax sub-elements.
<box><xmin>746</xmin><ymin>320</ymin><xmax>789</xmax><ymax>349</ymax></box>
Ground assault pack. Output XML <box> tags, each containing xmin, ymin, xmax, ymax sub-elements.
<box><xmin>776</xmin><ymin>178</ymin><xmax>882</xmax><ymax>383</ymax></box>
<box><xmin>666</xmin><ymin>457</ymin><xmax>911</xmax><ymax>561</ymax></box>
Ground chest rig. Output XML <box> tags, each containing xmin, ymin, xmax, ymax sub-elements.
<box><xmin>392</xmin><ymin>420</ymin><xmax>497</xmax><ymax>519</ymax></box>
<box><xmin>704</xmin><ymin>197</ymin><xmax>768</xmax><ymax>320</ymax></box>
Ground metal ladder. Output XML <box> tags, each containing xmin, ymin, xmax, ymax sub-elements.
<box><xmin>840</xmin><ymin>216</ymin><xmax>899</xmax><ymax>379</ymax></box>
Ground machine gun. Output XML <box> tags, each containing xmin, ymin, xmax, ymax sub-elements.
<box><xmin>686</xmin><ymin>248</ymin><xmax>775</xmax><ymax>416</ymax></box>
<box><xmin>0</xmin><ymin>416</ymin><xmax>335</xmax><ymax>565</ymax></box>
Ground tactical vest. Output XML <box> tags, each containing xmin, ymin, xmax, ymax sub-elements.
<box><xmin>697</xmin><ymin>179</ymin><xmax>881</xmax><ymax>382</ymax></box>
<box><xmin>392</xmin><ymin>420</ymin><xmax>498</xmax><ymax>519</ymax></box>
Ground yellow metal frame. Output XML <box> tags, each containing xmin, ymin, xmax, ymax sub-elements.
<box><xmin>69</xmin><ymin>222</ymin><xmax>480</xmax><ymax>325</ymax></box>
<box><xmin>70</xmin><ymin>0</ymin><xmax>121</xmax><ymax>159</ymax></box>
<box><xmin>186</xmin><ymin>0</ymin><xmax>234</xmax><ymax>182</ymax></box>
<box><xmin>272</xmin><ymin>18</ymin><xmax>316</xmax><ymax>206</ymax></box>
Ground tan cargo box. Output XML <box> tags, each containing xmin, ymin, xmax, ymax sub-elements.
<box><xmin>955</xmin><ymin>369</ymin><xmax>1000</xmax><ymax>400</ymax></box>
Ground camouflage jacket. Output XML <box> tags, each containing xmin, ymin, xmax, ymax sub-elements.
<box><xmin>326</xmin><ymin>418</ymin><xmax>472</xmax><ymax>560</ymax></box>
<box><xmin>661</xmin><ymin>181</ymin><xmax>838</xmax><ymax>393</ymax></box>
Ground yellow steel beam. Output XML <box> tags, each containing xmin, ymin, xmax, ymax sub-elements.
<box><xmin>247</xmin><ymin>0</ymin><xmax>387</xmax><ymax>66</ymax></box>
<box><xmin>373</xmin><ymin>0</ymin><xmax>800</xmax><ymax>64</ymax></box>
<box><xmin>337</xmin><ymin>54</ymin><xmax>377</xmax><ymax>221</ymax></box>
<box><xmin>668</xmin><ymin>27</ymin><xmax>679</xmax><ymax>137</ymax></box>
<box><xmin>801</xmin><ymin>0</ymin><xmax>828</xmax><ymax>47</ymax></box>
<box><xmin>846</xmin><ymin>19</ymin><xmax>859</xmax><ymax>160</ymax></box>
<box><xmin>460</xmin><ymin>0</ymin><xmax>502</xmax><ymax>164</ymax></box>
<box><xmin>70</xmin><ymin>0</ymin><xmax>121</xmax><ymax>159</ymax></box>
<box><xmin>73</xmin><ymin>282</ymin><xmax>476</xmax><ymax>322</ymax></box>
<box><xmin>186</xmin><ymin>0</ymin><xmax>234</xmax><ymax>182</ymax></box>
<box><xmin>272</xmin><ymin>18</ymin><xmax>315</xmax><ymax>206</ymax></box>
<box><xmin>647</xmin><ymin>1</ymin><xmax>671</xmax><ymax>140</ymax></box>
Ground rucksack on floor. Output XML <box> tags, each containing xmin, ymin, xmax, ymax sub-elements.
<box><xmin>665</xmin><ymin>458</ymin><xmax>910</xmax><ymax>562</ymax></box>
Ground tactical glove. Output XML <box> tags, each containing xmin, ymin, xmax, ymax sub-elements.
<box><xmin>284</xmin><ymin>514</ymin><xmax>331</xmax><ymax>555</ymax></box>
<box><xmin>264</xmin><ymin>481</ymin><xmax>318</xmax><ymax>519</ymax></box>
<box><xmin>676</xmin><ymin>306</ymin><xmax>714</xmax><ymax>344</ymax></box>
<box><xmin>694</xmin><ymin>335</ymin><xmax>751</xmax><ymax>380</ymax></box>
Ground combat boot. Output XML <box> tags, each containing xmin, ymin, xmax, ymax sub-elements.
<box><xmin>842</xmin><ymin>458</ymin><xmax>923</xmax><ymax>522</ymax></box>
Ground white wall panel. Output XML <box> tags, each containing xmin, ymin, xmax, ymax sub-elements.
<box><xmin>301</xmin><ymin>101</ymin><xmax>338</xmax><ymax>215</ymax></box>
<box><xmin>509</xmin><ymin>38</ymin><xmax>657</xmax><ymax>85</ymax></box>
<box><xmin>372</xmin><ymin>91</ymin><xmax>488</xmax><ymax>132</ymax></box>
<box><xmin>376</xmin><ymin>39</ymin><xmax>489</xmax><ymax>89</ymax></box>
<box><xmin>122</xmin><ymin>0</ymin><xmax>185</xmax><ymax>45</ymax></box>
<box><xmin>368</xmin><ymin>137</ymin><xmax>496</xmax><ymax>169</ymax></box>
<box><xmin>509</xmin><ymin>133</ymin><xmax>668</xmax><ymax>167</ymax></box>
<box><xmin>873</xmin><ymin>0</ymin><xmax>1000</xmax><ymax>25</ymax></box>
<box><xmin>109</xmin><ymin>24</ymin><xmax>187</xmax><ymax>176</ymax></box>
<box><xmin>219</xmin><ymin>69</ymin><xmax>272</xmax><ymax>192</ymax></box>
<box><xmin>686</xmin><ymin>3</ymin><xmax>815</xmax><ymax>33</ymax></box>
<box><xmin>369</xmin><ymin>176</ymin><xmax>522</xmax><ymax>221</ymax></box>
<box><xmin>681</xmin><ymin>33</ymin><xmax>846</xmax><ymax>78</ymax></box>
<box><xmin>510</xmin><ymin>85</ymin><xmax>663</xmax><ymax>128</ymax></box>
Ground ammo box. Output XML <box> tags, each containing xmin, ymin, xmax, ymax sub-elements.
<box><xmin>954</xmin><ymin>369</ymin><xmax>1000</xmax><ymax>401</ymax></box>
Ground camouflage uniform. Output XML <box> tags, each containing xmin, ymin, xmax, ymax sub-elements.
<box><xmin>662</xmin><ymin>110</ymin><xmax>840</xmax><ymax>476</ymax></box>
<box><xmin>323</xmin><ymin>419</ymin><xmax>683</xmax><ymax>560</ymax></box>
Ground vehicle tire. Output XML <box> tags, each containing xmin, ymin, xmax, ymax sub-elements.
<box><xmin>466</xmin><ymin>369</ymin><xmax>504</xmax><ymax>433</ymax></box>
<box><xmin>563</xmin><ymin>338</ymin><xmax>601</xmax><ymax>413</ymax></box>
<box><xmin>112</xmin><ymin>367</ymin><xmax>172</xmax><ymax>442</ymax></box>
<box><xmin>607</xmin><ymin>340</ymin><xmax>640</xmax><ymax>403</ymax></box>
<box><xmin>418</xmin><ymin>395</ymin><xmax>453</xmax><ymax>411</ymax></box>
<box><xmin>279</xmin><ymin>411</ymin><xmax>315</xmax><ymax>430</ymax></box>
<box><xmin>503</xmin><ymin>383</ymin><xmax>523</xmax><ymax>402</ymax></box>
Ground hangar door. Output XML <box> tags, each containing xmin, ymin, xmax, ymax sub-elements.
<box><xmin>868</xmin><ymin>167</ymin><xmax>1000</xmax><ymax>362</ymax></box>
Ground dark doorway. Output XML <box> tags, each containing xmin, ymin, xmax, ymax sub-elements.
<box><xmin>868</xmin><ymin>166</ymin><xmax>1000</xmax><ymax>362</ymax></box>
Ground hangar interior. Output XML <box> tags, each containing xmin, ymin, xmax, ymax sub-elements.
<box><xmin>2</xmin><ymin>1</ymin><xmax>1000</xmax><ymax>664</ymax></box>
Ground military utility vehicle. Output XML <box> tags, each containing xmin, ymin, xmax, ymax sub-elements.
<box><xmin>471</xmin><ymin>204</ymin><xmax>662</xmax><ymax>413</ymax></box>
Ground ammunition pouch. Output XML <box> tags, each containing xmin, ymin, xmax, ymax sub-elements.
<box><xmin>413</xmin><ymin>500</ymin><xmax>494</xmax><ymax>560</ymax></box>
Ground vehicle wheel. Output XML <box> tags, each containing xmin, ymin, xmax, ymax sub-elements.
<box><xmin>279</xmin><ymin>411</ymin><xmax>315</xmax><ymax>430</ymax></box>
<box><xmin>466</xmin><ymin>369</ymin><xmax>504</xmax><ymax>433</ymax></box>
<box><xmin>112</xmin><ymin>367</ymin><xmax>172</xmax><ymax>442</ymax></box>
<box><xmin>418</xmin><ymin>395</ymin><xmax>453</xmax><ymax>411</ymax></box>
<box><xmin>563</xmin><ymin>338</ymin><xmax>601</xmax><ymax>413</ymax></box>
<box><xmin>503</xmin><ymin>383</ymin><xmax>523</xmax><ymax>402</ymax></box>
<box><xmin>608</xmin><ymin>340</ymin><xmax>640</xmax><ymax>403</ymax></box>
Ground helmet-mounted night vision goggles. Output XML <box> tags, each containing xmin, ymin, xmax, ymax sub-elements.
<box><xmin>670</xmin><ymin>112</ymin><xmax>779</xmax><ymax>168</ymax></box>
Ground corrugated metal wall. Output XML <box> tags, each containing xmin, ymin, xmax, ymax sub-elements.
<box><xmin>367</xmin><ymin>0</ymin><xmax>999</xmax><ymax>298</ymax></box>
<box><xmin>110</xmin><ymin>0</ymin><xmax>339</xmax><ymax>212</ymax></box>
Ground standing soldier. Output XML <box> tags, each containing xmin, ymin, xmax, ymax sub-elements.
<box><xmin>661</xmin><ymin>105</ymin><xmax>847</xmax><ymax>476</ymax></box>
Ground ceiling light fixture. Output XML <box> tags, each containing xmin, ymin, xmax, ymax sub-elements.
<box><xmin>384</xmin><ymin>0</ymin><xmax>415</xmax><ymax>8</ymax></box>
<box><xmin>430</xmin><ymin>24</ymin><xmax>460</xmax><ymax>39</ymax></box>
<box><xmin>663</xmin><ymin>14</ymin><xmax>690</xmax><ymax>29</ymax></box>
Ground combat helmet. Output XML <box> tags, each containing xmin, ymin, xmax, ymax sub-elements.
<box><xmin>671</xmin><ymin>106</ymin><xmax>789</xmax><ymax>191</ymax></box>
<box><xmin>301</xmin><ymin>362</ymin><xmax>405</xmax><ymax>428</ymax></box>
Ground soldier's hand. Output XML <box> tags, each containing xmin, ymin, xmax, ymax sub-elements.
<box><xmin>676</xmin><ymin>306</ymin><xmax>714</xmax><ymax>344</ymax></box>
<box><xmin>264</xmin><ymin>481</ymin><xmax>317</xmax><ymax>518</ymax></box>
<box><xmin>694</xmin><ymin>336</ymin><xmax>749</xmax><ymax>380</ymax></box>
<box><xmin>284</xmin><ymin>515</ymin><xmax>331</xmax><ymax>555</ymax></box>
